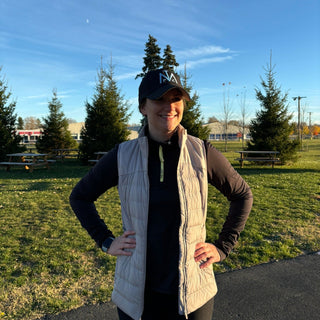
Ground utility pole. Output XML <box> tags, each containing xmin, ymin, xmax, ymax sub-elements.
<box><xmin>308</xmin><ymin>112</ymin><xmax>312</xmax><ymax>127</ymax></box>
<box><xmin>292</xmin><ymin>96</ymin><xmax>306</xmax><ymax>145</ymax></box>
<box><xmin>309</xmin><ymin>112</ymin><xmax>312</xmax><ymax>138</ymax></box>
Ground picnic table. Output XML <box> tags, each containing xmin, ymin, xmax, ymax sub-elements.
<box><xmin>52</xmin><ymin>148</ymin><xmax>79</xmax><ymax>161</ymax></box>
<box><xmin>0</xmin><ymin>153</ymin><xmax>52</xmax><ymax>172</ymax></box>
<box><xmin>235</xmin><ymin>150</ymin><xmax>280</xmax><ymax>168</ymax></box>
<box><xmin>88</xmin><ymin>151</ymin><xmax>109</xmax><ymax>164</ymax></box>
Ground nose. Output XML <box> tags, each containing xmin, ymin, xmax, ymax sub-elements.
<box><xmin>162</xmin><ymin>99</ymin><xmax>175</xmax><ymax>111</ymax></box>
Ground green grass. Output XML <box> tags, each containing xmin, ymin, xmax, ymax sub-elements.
<box><xmin>0</xmin><ymin>140</ymin><xmax>319</xmax><ymax>319</ymax></box>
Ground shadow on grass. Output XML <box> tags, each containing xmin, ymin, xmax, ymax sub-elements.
<box><xmin>0</xmin><ymin>160</ymin><xmax>91</xmax><ymax>180</ymax></box>
<box><xmin>234</xmin><ymin>167</ymin><xmax>320</xmax><ymax>175</ymax></box>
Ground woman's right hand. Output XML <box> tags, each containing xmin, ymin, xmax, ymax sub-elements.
<box><xmin>107</xmin><ymin>230</ymin><xmax>136</xmax><ymax>256</ymax></box>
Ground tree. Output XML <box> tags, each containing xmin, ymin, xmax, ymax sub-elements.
<box><xmin>180</xmin><ymin>65</ymin><xmax>210</xmax><ymax>140</ymax></box>
<box><xmin>17</xmin><ymin>117</ymin><xmax>24</xmax><ymax>129</ymax></box>
<box><xmin>221</xmin><ymin>82</ymin><xmax>233</xmax><ymax>152</ymax></box>
<box><xmin>136</xmin><ymin>35</ymin><xmax>162</xmax><ymax>79</ymax></box>
<box><xmin>66</xmin><ymin>118</ymin><xmax>77</xmax><ymax>124</ymax></box>
<box><xmin>79</xmin><ymin>58</ymin><xmax>131</xmax><ymax>163</ymax></box>
<box><xmin>162</xmin><ymin>45</ymin><xmax>179</xmax><ymax>72</ymax></box>
<box><xmin>247</xmin><ymin>61</ymin><xmax>299</xmax><ymax>163</ymax></box>
<box><xmin>0</xmin><ymin>67</ymin><xmax>25</xmax><ymax>160</ymax></box>
<box><xmin>311</xmin><ymin>125</ymin><xmax>320</xmax><ymax>137</ymax></box>
<box><xmin>36</xmin><ymin>89</ymin><xmax>76</xmax><ymax>153</ymax></box>
<box><xmin>238</xmin><ymin>87</ymin><xmax>249</xmax><ymax>149</ymax></box>
<box><xmin>24</xmin><ymin>116</ymin><xmax>42</xmax><ymax>129</ymax></box>
<box><xmin>207</xmin><ymin>116</ymin><xmax>219</xmax><ymax>123</ymax></box>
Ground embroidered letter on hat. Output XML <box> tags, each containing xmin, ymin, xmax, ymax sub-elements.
<box><xmin>159</xmin><ymin>71</ymin><xmax>178</xmax><ymax>84</ymax></box>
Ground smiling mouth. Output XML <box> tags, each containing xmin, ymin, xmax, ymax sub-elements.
<box><xmin>160</xmin><ymin>114</ymin><xmax>176</xmax><ymax>119</ymax></box>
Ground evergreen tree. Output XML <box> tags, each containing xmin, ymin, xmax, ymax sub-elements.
<box><xmin>17</xmin><ymin>117</ymin><xmax>24</xmax><ymax>129</ymax></box>
<box><xmin>36</xmin><ymin>89</ymin><xmax>76</xmax><ymax>153</ymax></box>
<box><xmin>0</xmin><ymin>67</ymin><xmax>25</xmax><ymax>160</ymax></box>
<box><xmin>247</xmin><ymin>62</ymin><xmax>299</xmax><ymax>163</ymax></box>
<box><xmin>162</xmin><ymin>45</ymin><xmax>179</xmax><ymax>72</ymax></box>
<box><xmin>180</xmin><ymin>65</ymin><xmax>210</xmax><ymax>140</ymax></box>
<box><xmin>79</xmin><ymin>58</ymin><xmax>131</xmax><ymax>163</ymax></box>
<box><xmin>136</xmin><ymin>34</ymin><xmax>162</xmax><ymax>79</ymax></box>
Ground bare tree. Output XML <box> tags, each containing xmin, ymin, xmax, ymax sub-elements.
<box><xmin>238</xmin><ymin>87</ymin><xmax>249</xmax><ymax>149</ymax></box>
<box><xmin>221</xmin><ymin>82</ymin><xmax>233</xmax><ymax>152</ymax></box>
<box><xmin>24</xmin><ymin>116</ymin><xmax>42</xmax><ymax>129</ymax></box>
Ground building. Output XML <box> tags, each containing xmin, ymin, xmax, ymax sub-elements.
<box><xmin>17</xmin><ymin>122</ymin><xmax>249</xmax><ymax>144</ymax></box>
<box><xmin>204</xmin><ymin>122</ymin><xmax>250</xmax><ymax>141</ymax></box>
<box><xmin>68</xmin><ymin>122</ymin><xmax>84</xmax><ymax>142</ymax></box>
<box><xmin>17</xmin><ymin>122</ymin><xmax>140</xmax><ymax>144</ymax></box>
<box><xmin>68</xmin><ymin>122</ymin><xmax>140</xmax><ymax>141</ymax></box>
<box><xmin>17</xmin><ymin>129</ymin><xmax>42</xmax><ymax>144</ymax></box>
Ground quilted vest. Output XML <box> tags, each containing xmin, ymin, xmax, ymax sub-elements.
<box><xmin>113</xmin><ymin>125</ymin><xmax>217</xmax><ymax>320</ymax></box>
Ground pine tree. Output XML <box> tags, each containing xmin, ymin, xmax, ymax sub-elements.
<box><xmin>0</xmin><ymin>67</ymin><xmax>25</xmax><ymax>160</ymax></box>
<box><xmin>180</xmin><ymin>65</ymin><xmax>210</xmax><ymax>140</ymax></box>
<box><xmin>247</xmin><ymin>62</ymin><xmax>299</xmax><ymax>163</ymax></box>
<box><xmin>162</xmin><ymin>45</ymin><xmax>179</xmax><ymax>72</ymax></box>
<box><xmin>17</xmin><ymin>117</ymin><xmax>24</xmax><ymax>129</ymax></box>
<box><xmin>136</xmin><ymin>35</ymin><xmax>162</xmax><ymax>79</ymax></box>
<box><xmin>79</xmin><ymin>58</ymin><xmax>131</xmax><ymax>163</ymax></box>
<box><xmin>36</xmin><ymin>89</ymin><xmax>76</xmax><ymax>153</ymax></box>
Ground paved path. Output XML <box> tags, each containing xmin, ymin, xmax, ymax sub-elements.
<box><xmin>39</xmin><ymin>253</ymin><xmax>320</xmax><ymax>320</ymax></box>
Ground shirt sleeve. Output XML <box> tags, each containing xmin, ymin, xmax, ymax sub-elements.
<box><xmin>205</xmin><ymin>141</ymin><xmax>253</xmax><ymax>261</ymax></box>
<box><xmin>69</xmin><ymin>145</ymin><xmax>119</xmax><ymax>247</ymax></box>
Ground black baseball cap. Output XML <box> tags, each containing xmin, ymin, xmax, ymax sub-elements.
<box><xmin>138</xmin><ymin>69</ymin><xmax>190</xmax><ymax>105</ymax></box>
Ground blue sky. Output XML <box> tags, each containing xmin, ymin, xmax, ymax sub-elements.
<box><xmin>1</xmin><ymin>0</ymin><xmax>319</xmax><ymax>125</ymax></box>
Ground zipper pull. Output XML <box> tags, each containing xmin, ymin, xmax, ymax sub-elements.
<box><xmin>159</xmin><ymin>145</ymin><xmax>164</xmax><ymax>182</ymax></box>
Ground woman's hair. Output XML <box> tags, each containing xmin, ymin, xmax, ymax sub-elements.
<box><xmin>138</xmin><ymin>98</ymin><xmax>146</xmax><ymax>113</ymax></box>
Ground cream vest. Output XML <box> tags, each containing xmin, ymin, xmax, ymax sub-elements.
<box><xmin>113</xmin><ymin>125</ymin><xmax>217</xmax><ymax>320</ymax></box>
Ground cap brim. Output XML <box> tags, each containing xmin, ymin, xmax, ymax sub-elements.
<box><xmin>146</xmin><ymin>84</ymin><xmax>190</xmax><ymax>101</ymax></box>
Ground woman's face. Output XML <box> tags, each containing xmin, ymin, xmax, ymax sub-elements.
<box><xmin>140</xmin><ymin>89</ymin><xmax>184</xmax><ymax>142</ymax></box>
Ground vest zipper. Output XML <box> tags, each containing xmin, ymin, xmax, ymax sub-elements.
<box><xmin>159</xmin><ymin>145</ymin><xmax>164</xmax><ymax>182</ymax></box>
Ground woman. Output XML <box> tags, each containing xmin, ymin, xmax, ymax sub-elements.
<box><xmin>70</xmin><ymin>69</ymin><xmax>253</xmax><ymax>320</ymax></box>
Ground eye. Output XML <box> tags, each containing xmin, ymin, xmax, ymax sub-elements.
<box><xmin>172</xmin><ymin>96</ymin><xmax>182</xmax><ymax>103</ymax></box>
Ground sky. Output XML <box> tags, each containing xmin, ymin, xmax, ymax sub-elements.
<box><xmin>1</xmin><ymin>0</ymin><xmax>319</xmax><ymax>126</ymax></box>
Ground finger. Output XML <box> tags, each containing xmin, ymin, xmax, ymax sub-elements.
<box><xmin>121</xmin><ymin>241</ymin><xmax>136</xmax><ymax>249</ymax></box>
<box><xmin>195</xmin><ymin>251</ymin><xmax>207</xmax><ymax>262</ymax></box>
<box><xmin>123</xmin><ymin>237</ymin><xmax>136</xmax><ymax>244</ymax></box>
<box><xmin>194</xmin><ymin>245</ymin><xmax>208</xmax><ymax>259</ymax></box>
<box><xmin>116</xmin><ymin>249</ymin><xmax>133</xmax><ymax>256</ymax></box>
<box><xmin>194</xmin><ymin>247</ymin><xmax>206</xmax><ymax>257</ymax></box>
<box><xmin>199</xmin><ymin>257</ymin><xmax>215</xmax><ymax>269</ymax></box>
<box><xmin>123</xmin><ymin>230</ymin><xmax>136</xmax><ymax>237</ymax></box>
<box><xmin>195</xmin><ymin>242</ymin><xmax>206</xmax><ymax>250</ymax></box>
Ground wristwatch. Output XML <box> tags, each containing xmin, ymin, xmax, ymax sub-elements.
<box><xmin>101</xmin><ymin>237</ymin><xmax>115</xmax><ymax>253</ymax></box>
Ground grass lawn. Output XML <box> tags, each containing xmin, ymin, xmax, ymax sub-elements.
<box><xmin>0</xmin><ymin>140</ymin><xmax>319</xmax><ymax>319</ymax></box>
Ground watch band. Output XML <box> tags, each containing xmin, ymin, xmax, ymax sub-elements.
<box><xmin>101</xmin><ymin>237</ymin><xmax>115</xmax><ymax>252</ymax></box>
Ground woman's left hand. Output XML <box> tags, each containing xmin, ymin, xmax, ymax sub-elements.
<box><xmin>194</xmin><ymin>242</ymin><xmax>221</xmax><ymax>269</ymax></box>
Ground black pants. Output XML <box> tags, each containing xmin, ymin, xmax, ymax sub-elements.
<box><xmin>117</xmin><ymin>290</ymin><xmax>214</xmax><ymax>320</ymax></box>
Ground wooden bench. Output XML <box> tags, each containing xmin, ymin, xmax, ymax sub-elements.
<box><xmin>37</xmin><ymin>159</ymin><xmax>57</xmax><ymax>163</ymax></box>
<box><xmin>0</xmin><ymin>162</ymin><xmax>37</xmax><ymax>172</ymax></box>
<box><xmin>0</xmin><ymin>152</ymin><xmax>52</xmax><ymax>172</ymax></box>
<box><xmin>52</xmin><ymin>149</ymin><xmax>79</xmax><ymax>161</ymax></box>
<box><xmin>235</xmin><ymin>151</ymin><xmax>280</xmax><ymax>168</ymax></box>
<box><xmin>88</xmin><ymin>151</ymin><xmax>109</xmax><ymax>165</ymax></box>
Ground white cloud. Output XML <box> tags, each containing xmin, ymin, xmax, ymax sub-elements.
<box><xmin>180</xmin><ymin>55</ymin><xmax>234</xmax><ymax>70</ymax></box>
<box><xmin>115</xmin><ymin>71</ymin><xmax>139</xmax><ymax>81</ymax></box>
<box><xmin>23</xmin><ymin>94</ymin><xmax>48</xmax><ymax>100</ymax></box>
<box><xmin>177</xmin><ymin>45</ymin><xmax>231</xmax><ymax>59</ymax></box>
